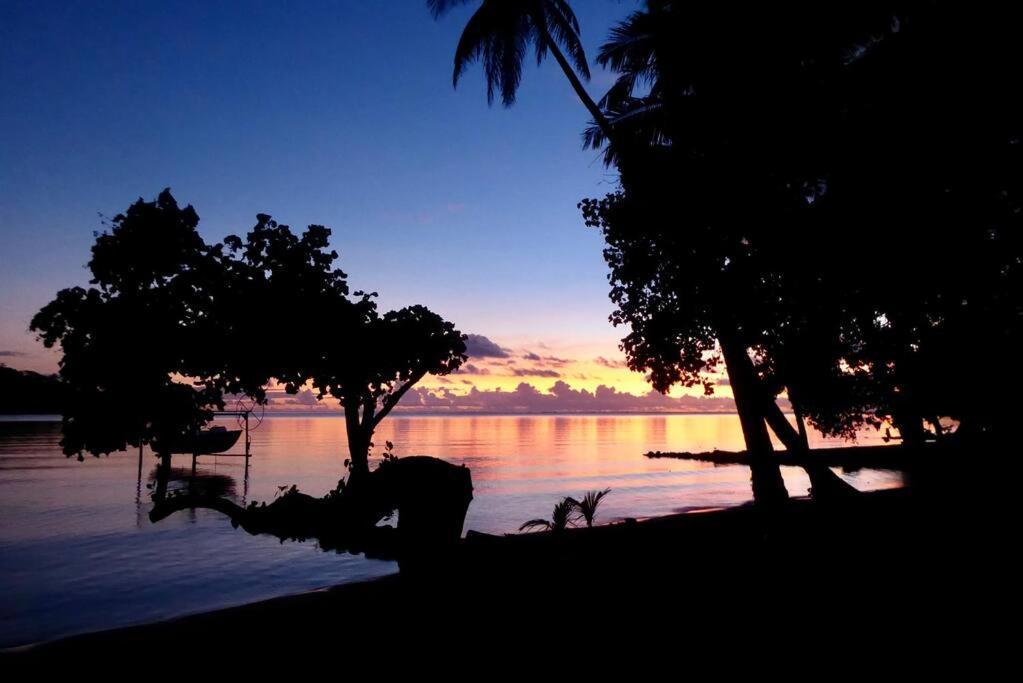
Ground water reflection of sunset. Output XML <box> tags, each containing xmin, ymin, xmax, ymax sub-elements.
<box><xmin>210</xmin><ymin>414</ymin><xmax>902</xmax><ymax>534</ymax></box>
<box><xmin>0</xmin><ymin>414</ymin><xmax>901</xmax><ymax>646</ymax></box>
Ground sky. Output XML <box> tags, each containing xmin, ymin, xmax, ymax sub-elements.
<box><xmin>0</xmin><ymin>1</ymin><xmax>731</xmax><ymax>412</ymax></box>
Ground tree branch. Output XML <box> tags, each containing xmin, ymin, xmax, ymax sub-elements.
<box><xmin>372</xmin><ymin>368</ymin><xmax>428</xmax><ymax>429</ymax></box>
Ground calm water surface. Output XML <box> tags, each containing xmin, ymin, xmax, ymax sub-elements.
<box><xmin>0</xmin><ymin>414</ymin><xmax>901</xmax><ymax>647</ymax></box>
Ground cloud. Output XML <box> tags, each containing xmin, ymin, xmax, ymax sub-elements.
<box><xmin>455</xmin><ymin>363</ymin><xmax>491</xmax><ymax>375</ymax></box>
<box><xmin>594</xmin><ymin>356</ymin><xmax>627</xmax><ymax>369</ymax></box>
<box><xmin>0</xmin><ymin>351</ymin><xmax>26</xmax><ymax>357</ymax></box>
<box><xmin>519</xmin><ymin>352</ymin><xmax>568</xmax><ymax>369</ymax></box>
<box><xmin>263</xmin><ymin>389</ymin><xmax>333</xmax><ymax>408</ymax></box>
<box><xmin>464</xmin><ymin>334</ymin><xmax>510</xmax><ymax>359</ymax></box>
<box><xmin>397</xmin><ymin>380</ymin><xmax>740</xmax><ymax>414</ymax></box>
<box><xmin>512</xmin><ymin>368</ymin><xmax>561</xmax><ymax>378</ymax></box>
<box><xmin>289</xmin><ymin>389</ymin><xmax>320</xmax><ymax>406</ymax></box>
<box><xmin>717</xmin><ymin>378</ymin><xmax>731</xmax><ymax>386</ymax></box>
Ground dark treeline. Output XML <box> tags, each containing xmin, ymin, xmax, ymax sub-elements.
<box><xmin>0</xmin><ymin>365</ymin><xmax>65</xmax><ymax>414</ymax></box>
<box><xmin>29</xmin><ymin>191</ymin><xmax>473</xmax><ymax>551</ymax></box>
<box><xmin>435</xmin><ymin>1</ymin><xmax>1023</xmax><ymax>504</ymax></box>
<box><xmin>30</xmin><ymin>192</ymin><xmax>467</xmax><ymax>480</ymax></box>
<box><xmin>579</xmin><ymin>2</ymin><xmax>1023</xmax><ymax>503</ymax></box>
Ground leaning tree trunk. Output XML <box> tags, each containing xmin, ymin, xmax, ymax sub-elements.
<box><xmin>761</xmin><ymin>399</ymin><xmax>859</xmax><ymax>499</ymax></box>
<box><xmin>720</xmin><ymin>331</ymin><xmax>858</xmax><ymax>501</ymax></box>
<box><xmin>536</xmin><ymin>23</ymin><xmax>649</xmax><ymax>192</ymax></box>
<box><xmin>719</xmin><ymin>332</ymin><xmax>789</xmax><ymax>506</ymax></box>
<box><xmin>540</xmin><ymin>31</ymin><xmax>616</xmax><ymax>148</ymax></box>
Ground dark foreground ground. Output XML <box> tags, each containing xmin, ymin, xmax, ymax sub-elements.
<box><xmin>5</xmin><ymin>463</ymin><xmax>1020</xmax><ymax>669</ymax></box>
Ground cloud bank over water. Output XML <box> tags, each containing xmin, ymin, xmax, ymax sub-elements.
<box><xmin>268</xmin><ymin>381</ymin><xmax>740</xmax><ymax>414</ymax></box>
<box><xmin>401</xmin><ymin>381</ymin><xmax>737</xmax><ymax>414</ymax></box>
<box><xmin>256</xmin><ymin>334</ymin><xmax>740</xmax><ymax>414</ymax></box>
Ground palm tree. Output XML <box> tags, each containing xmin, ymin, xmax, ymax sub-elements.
<box><xmin>582</xmin><ymin>5</ymin><xmax>668</xmax><ymax>167</ymax></box>
<box><xmin>519</xmin><ymin>497</ymin><xmax>578</xmax><ymax>532</ymax></box>
<box><xmin>428</xmin><ymin>0</ymin><xmax>616</xmax><ymax>144</ymax></box>
<box><xmin>567</xmin><ymin>488</ymin><xmax>610</xmax><ymax>527</ymax></box>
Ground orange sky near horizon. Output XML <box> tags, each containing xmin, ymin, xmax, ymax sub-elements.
<box><xmin>418</xmin><ymin>339</ymin><xmax>732</xmax><ymax>400</ymax></box>
<box><xmin>254</xmin><ymin>335</ymin><xmax>737</xmax><ymax>414</ymax></box>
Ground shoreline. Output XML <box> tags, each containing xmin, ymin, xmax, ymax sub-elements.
<box><xmin>9</xmin><ymin>481</ymin><xmax>1009</xmax><ymax>660</ymax></box>
<box><xmin>5</xmin><ymin>499</ymin><xmax>797</xmax><ymax>654</ymax></box>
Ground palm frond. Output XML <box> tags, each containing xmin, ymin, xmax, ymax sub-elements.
<box><xmin>445</xmin><ymin>1</ymin><xmax>591</xmax><ymax>106</ymax></box>
<box><xmin>550</xmin><ymin>497</ymin><xmax>578</xmax><ymax>530</ymax></box>
<box><xmin>452</xmin><ymin>1</ymin><xmax>532</xmax><ymax>106</ymax></box>
<box><xmin>427</xmin><ymin>0</ymin><xmax>475</xmax><ymax>19</ymax></box>
<box><xmin>543</xmin><ymin>0</ymin><xmax>590</xmax><ymax>80</ymax></box>
<box><xmin>519</xmin><ymin>518</ymin><xmax>553</xmax><ymax>532</ymax></box>
<box><xmin>597</xmin><ymin>10</ymin><xmax>657</xmax><ymax>79</ymax></box>
<box><xmin>583</xmin><ymin>93</ymin><xmax>668</xmax><ymax>166</ymax></box>
<box><xmin>571</xmin><ymin>488</ymin><xmax>611</xmax><ymax>527</ymax></box>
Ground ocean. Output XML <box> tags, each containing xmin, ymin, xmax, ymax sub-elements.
<box><xmin>0</xmin><ymin>413</ymin><xmax>901</xmax><ymax>647</ymax></box>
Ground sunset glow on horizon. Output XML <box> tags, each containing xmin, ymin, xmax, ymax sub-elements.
<box><xmin>256</xmin><ymin>333</ymin><xmax>736</xmax><ymax>414</ymax></box>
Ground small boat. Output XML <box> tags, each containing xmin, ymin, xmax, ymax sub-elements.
<box><xmin>162</xmin><ymin>426</ymin><xmax>242</xmax><ymax>455</ymax></box>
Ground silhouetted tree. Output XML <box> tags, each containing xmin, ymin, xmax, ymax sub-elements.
<box><xmin>31</xmin><ymin>190</ymin><xmax>467</xmax><ymax>477</ymax></box>
<box><xmin>581</xmin><ymin>1</ymin><xmax>1023</xmax><ymax>495</ymax></box>
<box><xmin>216</xmin><ymin>215</ymin><xmax>466</xmax><ymax>479</ymax></box>
<box><xmin>428</xmin><ymin>0</ymin><xmax>616</xmax><ymax>143</ymax></box>
<box><xmin>31</xmin><ymin>191</ymin><xmax>227</xmax><ymax>457</ymax></box>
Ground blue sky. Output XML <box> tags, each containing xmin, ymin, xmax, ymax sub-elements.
<box><xmin>1</xmin><ymin>1</ymin><xmax>640</xmax><ymax>383</ymax></box>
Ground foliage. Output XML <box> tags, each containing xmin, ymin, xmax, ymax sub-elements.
<box><xmin>429</xmin><ymin>0</ymin><xmax>590</xmax><ymax>107</ymax></box>
<box><xmin>31</xmin><ymin>190</ymin><xmax>467</xmax><ymax>462</ymax></box>
<box><xmin>519</xmin><ymin>497</ymin><xmax>578</xmax><ymax>532</ymax></box>
<box><xmin>566</xmin><ymin>488</ymin><xmax>610</xmax><ymax>528</ymax></box>
<box><xmin>581</xmin><ymin>2</ymin><xmax>1023</xmax><ymax>441</ymax></box>
<box><xmin>31</xmin><ymin>191</ymin><xmax>227</xmax><ymax>456</ymax></box>
<box><xmin>520</xmin><ymin>490</ymin><xmax>611</xmax><ymax>531</ymax></box>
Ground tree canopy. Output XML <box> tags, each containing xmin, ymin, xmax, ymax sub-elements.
<box><xmin>581</xmin><ymin>2</ymin><xmax>1023</xmax><ymax>445</ymax></box>
<box><xmin>31</xmin><ymin>190</ymin><xmax>466</xmax><ymax>468</ymax></box>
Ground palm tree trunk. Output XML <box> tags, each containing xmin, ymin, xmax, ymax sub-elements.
<box><xmin>719</xmin><ymin>332</ymin><xmax>789</xmax><ymax>506</ymax></box>
<box><xmin>539</xmin><ymin>28</ymin><xmax>617</xmax><ymax>147</ymax></box>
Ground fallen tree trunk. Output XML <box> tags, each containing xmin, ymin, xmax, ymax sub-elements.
<box><xmin>645</xmin><ymin>442</ymin><xmax>947</xmax><ymax>472</ymax></box>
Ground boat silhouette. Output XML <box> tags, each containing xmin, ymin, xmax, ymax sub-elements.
<box><xmin>159</xmin><ymin>426</ymin><xmax>242</xmax><ymax>455</ymax></box>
